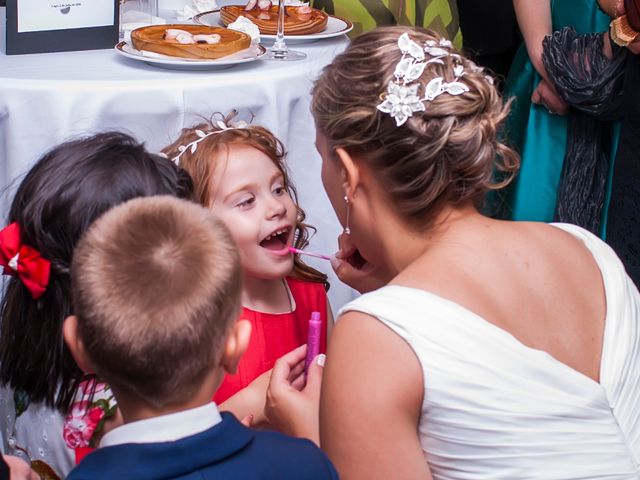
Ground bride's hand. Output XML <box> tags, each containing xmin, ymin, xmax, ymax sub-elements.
<box><xmin>330</xmin><ymin>233</ymin><xmax>390</xmax><ymax>293</ymax></box>
<box><xmin>265</xmin><ymin>345</ymin><xmax>324</xmax><ymax>445</ymax></box>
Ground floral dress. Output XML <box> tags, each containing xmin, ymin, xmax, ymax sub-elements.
<box><xmin>0</xmin><ymin>378</ymin><xmax>116</xmax><ymax>480</ymax></box>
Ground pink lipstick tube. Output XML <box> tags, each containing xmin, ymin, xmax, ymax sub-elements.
<box><xmin>304</xmin><ymin>311</ymin><xmax>322</xmax><ymax>377</ymax></box>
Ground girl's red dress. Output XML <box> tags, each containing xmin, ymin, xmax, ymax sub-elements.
<box><xmin>214</xmin><ymin>277</ymin><xmax>328</xmax><ymax>404</ymax></box>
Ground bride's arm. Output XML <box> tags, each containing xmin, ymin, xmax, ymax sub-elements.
<box><xmin>320</xmin><ymin>311</ymin><xmax>431</xmax><ymax>480</ymax></box>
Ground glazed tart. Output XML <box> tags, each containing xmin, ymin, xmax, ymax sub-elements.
<box><xmin>220</xmin><ymin>5</ymin><xmax>328</xmax><ymax>35</ymax></box>
<box><xmin>131</xmin><ymin>24</ymin><xmax>252</xmax><ymax>59</ymax></box>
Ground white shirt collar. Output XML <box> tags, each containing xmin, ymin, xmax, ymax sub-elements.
<box><xmin>100</xmin><ymin>402</ymin><xmax>222</xmax><ymax>448</ymax></box>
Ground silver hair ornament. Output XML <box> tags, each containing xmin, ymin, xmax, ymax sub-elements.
<box><xmin>377</xmin><ymin>33</ymin><xmax>471</xmax><ymax>127</ymax></box>
<box><xmin>171</xmin><ymin>119</ymin><xmax>249</xmax><ymax>165</ymax></box>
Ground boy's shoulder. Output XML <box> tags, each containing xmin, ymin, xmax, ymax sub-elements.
<box><xmin>67</xmin><ymin>412</ymin><xmax>337</xmax><ymax>480</ymax></box>
<box><xmin>248</xmin><ymin>428</ymin><xmax>338</xmax><ymax>478</ymax></box>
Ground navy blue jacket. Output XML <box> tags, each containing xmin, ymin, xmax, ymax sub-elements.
<box><xmin>68</xmin><ymin>413</ymin><xmax>338</xmax><ymax>480</ymax></box>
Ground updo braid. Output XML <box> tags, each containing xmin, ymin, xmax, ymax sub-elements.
<box><xmin>312</xmin><ymin>26</ymin><xmax>519</xmax><ymax>229</ymax></box>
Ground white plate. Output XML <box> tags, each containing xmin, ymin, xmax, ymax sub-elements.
<box><xmin>193</xmin><ymin>10</ymin><xmax>353</xmax><ymax>43</ymax></box>
<box><xmin>114</xmin><ymin>41</ymin><xmax>266</xmax><ymax>70</ymax></box>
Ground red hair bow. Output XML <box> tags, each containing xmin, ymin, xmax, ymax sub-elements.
<box><xmin>0</xmin><ymin>222</ymin><xmax>51</xmax><ymax>299</ymax></box>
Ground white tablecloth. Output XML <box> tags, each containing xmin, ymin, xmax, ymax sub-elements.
<box><xmin>0</xmin><ymin>7</ymin><xmax>356</xmax><ymax>309</ymax></box>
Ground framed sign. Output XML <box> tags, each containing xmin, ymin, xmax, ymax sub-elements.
<box><xmin>6</xmin><ymin>0</ymin><xmax>118</xmax><ymax>55</ymax></box>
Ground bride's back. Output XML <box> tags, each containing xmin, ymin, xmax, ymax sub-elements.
<box><xmin>348</xmin><ymin>221</ymin><xmax>640</xmax><ymax>478</ymax></box>
<box><xmin>397</xmin><ymin>218</ymin><xmax>606</xmax><ymax>384</ymax></box>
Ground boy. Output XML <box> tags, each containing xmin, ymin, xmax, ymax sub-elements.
<box><xmin>63</xmin><ymin>196</ymin><xmax>337</xmax><ymax>480</ymax></box>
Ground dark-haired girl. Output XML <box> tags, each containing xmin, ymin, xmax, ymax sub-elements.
<box><xmin>0</xmin><ymin>132</ymin><xmax>194</xmax><ymax>479</ymax></box>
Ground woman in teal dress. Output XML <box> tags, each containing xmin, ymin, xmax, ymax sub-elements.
<box><xmin>503</xmin><ymin>0</ymin><xmax>620</xmax><ymax>236</ymax></box>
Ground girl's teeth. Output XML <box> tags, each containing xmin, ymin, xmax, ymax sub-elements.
<box><xmin>265</xmin><ymin>229</ymin><xmax>286</xmax><ymax>241</ymax></box>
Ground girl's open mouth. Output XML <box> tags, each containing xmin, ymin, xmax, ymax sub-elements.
<box><xmin>260</xmin><ymin>227</ymin><xmax>291</xmax><ymax>254</ymax></box>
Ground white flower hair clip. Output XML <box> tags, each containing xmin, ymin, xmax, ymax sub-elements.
<box><xmin>377</xmin><ymin>32</ymin><xmax>470</xmax><ymax>127</ymax></box>
<box><xmin>172</xmin><ymin>119</ymin><xmax>249</xmax><ymax>165</ymax></box>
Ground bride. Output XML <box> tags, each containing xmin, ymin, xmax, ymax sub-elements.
<box><xmin>266</xmin><ymin>26</ymin><xmax>640</xmax><ymax>479</ymax></box>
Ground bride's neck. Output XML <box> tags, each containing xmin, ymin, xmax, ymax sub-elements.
<box><xmin>378</xmin><ymin>203</ymin><xmax>483</xmax><ymax>275</ymax></box>
<box><xmin>242</xmin><ymin>276</ymin><xmax>291</xmax><ymax>313</ymax></box>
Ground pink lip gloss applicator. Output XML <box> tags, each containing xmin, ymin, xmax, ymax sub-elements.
<box><xmin>273</xmin><ymin>246</ymin><xmax>332</xmax><ymax>261</ymax></box>
<box><xmin>304</xmin><ymin>311</ymin><xmax>322</xmax><ymax>378</ymax></box>
<box><xmin>288</xmin><ymin>246</ymin><xmax>332</xmax><ymax>261</ymax></box>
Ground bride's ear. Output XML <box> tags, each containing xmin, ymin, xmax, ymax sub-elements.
<box><xmin>335</xmin><ymin>147</ymin><xmax>362</xmax><ymax>199</ymax></box>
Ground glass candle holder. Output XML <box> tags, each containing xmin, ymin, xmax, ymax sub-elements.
<box><xmin>119</xmin><ymin>0</ymin><xmax>159</xmax><ymax>40</ymax></box>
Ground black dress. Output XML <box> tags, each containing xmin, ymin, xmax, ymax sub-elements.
<box><xmin>457</xmin><ymin>0</ymin><xmax>520</xmax><ymax>83</ymax></box>
<box><xmin>606</xmin><ymin>53</ymin><xmax>640</xmax><ymax>287</ymax></box>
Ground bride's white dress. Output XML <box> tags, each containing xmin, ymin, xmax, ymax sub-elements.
<box><xmin>339</xmin><ymin>224</ymin><xmax>640</xmax><ymax>479</ymax></box>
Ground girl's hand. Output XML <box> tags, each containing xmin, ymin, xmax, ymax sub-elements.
<box><xmin>330</xmin><ymin>233</ymin><xmax>390</xmax><ymax>293</ymax></box>
<box><xmin>265</xmin><ymin>344</ymin><xmax>324</xmax><ymax>445</ymax></box>
<box><xmin>2</xmin><ymin>455</ymin><xmax>40</xmax><ymax>480</ymax></box>
<box><xmin>240</xmin><ymin>369</ymin><xmax>272</xmax><ymax>426</ymax></box>
<box><xmin>219</xmin><ymin>369</ymin><xmax>272</xmax><ymax>427</ymax></box>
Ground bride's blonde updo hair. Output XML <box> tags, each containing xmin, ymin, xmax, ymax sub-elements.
<box><xmin>311</xmin><ymin>26</ymin><xmax>519</xmax><ymax>229</ymax></box>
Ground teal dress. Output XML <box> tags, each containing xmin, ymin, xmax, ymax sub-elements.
<box><xmin>503</xmin><ymin>0</ymin><xmax>620</xmax><ymax>237</ymax></box>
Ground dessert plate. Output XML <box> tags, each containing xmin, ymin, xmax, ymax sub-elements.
<box><xmin>115</xmin><ymin>41</ymin><xmax>266</xmax><ymax>70</ymax></box>
<box><xmin>193</xmin><ymin>11</ymin><xmax>353</xmax><ymax>43</ymax></box>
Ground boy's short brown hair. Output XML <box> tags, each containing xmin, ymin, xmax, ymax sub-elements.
<box><xmin>71</xmin><ymin>196</ymin><xmax>241</xmax><ymax>407</ymax></box>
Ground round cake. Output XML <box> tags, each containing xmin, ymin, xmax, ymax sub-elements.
<box><xmin>131</xmin><ymin>24</ymin><xmax>251</xmax><ymax>60</ymax></box>
<box><xmin>220</xmin><ymin>5</ymin><xmax>328</xmax><ymax>35</ymax></box>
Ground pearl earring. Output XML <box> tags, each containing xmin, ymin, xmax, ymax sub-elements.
<box><xmin>344</xmin><ymin>195</ymin><xmax>351</xmax><ymax>235</ymax></box>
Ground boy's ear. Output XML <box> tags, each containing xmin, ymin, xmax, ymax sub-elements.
<box><xmin>62</xmin><ymin>315</ymin><xmax>96</xmax><ymax>374</ymax></box>
<box><xmin>221</xmin><ymin>319</ymin><xmax>251</xmax><ymax>375</ymax></box>
<box><xmin>335</xmin><ymin>147</ymin><xmax>362</xmax><ymax>199</ymax></box>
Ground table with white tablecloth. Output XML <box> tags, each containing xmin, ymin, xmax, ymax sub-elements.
<box><xmin>0</xmin><ymin>6</ymin><xmax>356</xmax><ymax>309</ymax></box>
